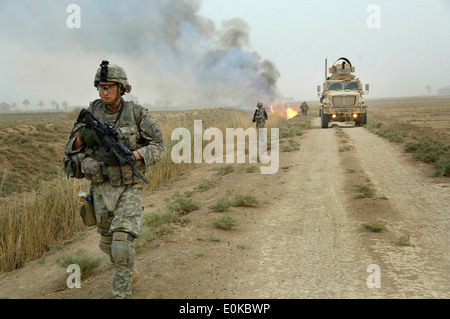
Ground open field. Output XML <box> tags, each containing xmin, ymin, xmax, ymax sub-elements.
<box><xmin>0</xmin><ymin>96</ymin><xmax>449</xmax><ymax>299</ymax></box>
<box><xmin>366</xmin><ymin>96</ymin><xmax>450</xmax><ymax>145</ymax></box>
<box><xmin>0</xmin><ymin>106</ymin><xmax>284</xmax><ymax>274</ymax></box>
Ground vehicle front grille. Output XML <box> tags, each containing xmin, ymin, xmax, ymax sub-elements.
<box><xmin>332</xmin><ymin>96</ymin><xmax>356</xmax><ymax>106</ymax></box>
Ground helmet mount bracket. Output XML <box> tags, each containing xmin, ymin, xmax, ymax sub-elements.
<box><xmin>100</xmin><ymin>60</ymin><xmax>109</xmax><ymax>82</ymax></box>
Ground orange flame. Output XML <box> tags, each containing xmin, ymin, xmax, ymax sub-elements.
<box><xmin>286</xmin><ymin>108</ymin><xmax>298</xmax><ymax>119</ymax></box>
<box><xmin>263</xmin><ymin>100</ymin><xmax>298</xmax><ymax>120</ymax></box>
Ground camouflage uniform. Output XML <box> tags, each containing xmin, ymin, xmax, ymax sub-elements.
<box><xmin>300</xmin><ymin>102</ymin><xmax>309</xmax><ymax>116</ymax></box>
<box><xmin>64</xmin><ymin>61</ymin><xmax>165</xmax><ymax>299</ymax></box>
<box><xmin>252</xmin><ymin>101</ymin><xmax>268</xmax><ymax>128</ymax></box>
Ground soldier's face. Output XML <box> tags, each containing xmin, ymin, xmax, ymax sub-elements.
<box><xmin>98</xmin><ymin>81</ymin><xmax>119</xmax><ymax>103</ymax></box>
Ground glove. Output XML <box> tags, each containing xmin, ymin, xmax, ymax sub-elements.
<box><xmin>103</xmin><ymin>152</ymin><xmax>120</xmax><ymax>166</ymax></box>
<box><xmin>79</xmin><ymin>128</ymin><xmax>101</xmax><ymax>147</ymax></box>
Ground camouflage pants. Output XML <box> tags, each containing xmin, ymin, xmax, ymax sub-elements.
<box><xmin>256</xmin><ymin>121</ymin><xmax>265</xmax><ymax>129</ymax></box>
<box><xmin>92</xmin><ymin>182</ymin><xmax>143</xmax><ymax>299</ymax></box>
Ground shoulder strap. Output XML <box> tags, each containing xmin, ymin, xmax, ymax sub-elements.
<box><xmin>132</xmin><ymin>101</ymin><xmax>140</xmax><ymax>125</ymax></box>
<box><xmin>113</xmin><ymin>101</ymin><xmax>125</xmax><ymax>128</ymax></box>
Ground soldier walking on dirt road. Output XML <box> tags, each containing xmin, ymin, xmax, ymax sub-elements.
<box><xmin>252</xmin><ymin>101</ymin><xmax>268</xmax><ymax>128</ymax></box>
<box><xmin>300</xmin><ymin>101</ymin><xmax>309</xmax><ymax>116</ymax></box>
<box><xmin>64</xmin><ymin>60</ymin><xmax>166</xmax><ymax>299</ymax></box>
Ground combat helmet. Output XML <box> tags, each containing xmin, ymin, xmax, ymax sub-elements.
<box><xmin>94</xmin><ymin>60</ymin><xmax>132</xmax><ymax>94</ymax></box>
<box><xmin>257</xmin><ymin>101</ymin><xmax>263</xmax><ymax>108</ymax></box>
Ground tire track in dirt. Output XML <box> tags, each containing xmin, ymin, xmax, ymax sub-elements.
<box><xmin>220</xmin><ymin>119</ymin><xmax>380</xmax><ymax>298</ymax></box>
<box><xmin>1</xmin><ymin>116</ymin><xmax>448</xmax><ymax>299</ymax></box>
<box><xmin>345</xmin><ymin>126</ymin><xmax>450</xmax><ymax>298</ymax></box>
<box><xmin>227</xmin><ymin>117</ymin><xmax>449</xmax><ymax>298</ymax></box>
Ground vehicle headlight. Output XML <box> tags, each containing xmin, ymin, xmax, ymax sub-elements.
<box><xmin>353</xmin><ymin>114</ymin><xmax>358</xmax><ymax>118</ymax></box>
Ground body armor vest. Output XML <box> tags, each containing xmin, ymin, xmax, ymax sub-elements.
<box><xmin>83</xmin><ymin>99</ymin><xmax>146</xmax><ymax>186</ymax></box>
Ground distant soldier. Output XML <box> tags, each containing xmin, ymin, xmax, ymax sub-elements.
<box><xmin>300</xmin><ymin>101</ymin><xmax>309</xmax><ymax>116</ymax></box>
<box><xmin>252</xmin><ymin>101</ymin><xmax>268</xmax><ymax>128</ymax></box>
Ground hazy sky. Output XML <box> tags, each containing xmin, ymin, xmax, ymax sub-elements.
<box><xmin>1</xmin><ymin>0</ymin><xmax>449</xmax><ymax>110</ymax></box>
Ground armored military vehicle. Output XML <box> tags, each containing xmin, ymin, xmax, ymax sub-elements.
<box><xmin>317</xmin><ymin>57</ymin><xmax>369</xmax><ymax>128</ymax></box>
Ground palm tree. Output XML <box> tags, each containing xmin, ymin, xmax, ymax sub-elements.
<box><xmin>50</xmin><ymin>100</ymin><xmax>60</xmax><ymax>111</ymax></box>
<box><xmin>23</xmin><ymin>99</ymin><xmax>30</xmax><ymax>111</ymax></box>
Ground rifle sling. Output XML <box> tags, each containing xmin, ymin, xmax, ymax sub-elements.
<box><xmin>113</xmin><ymin>100</ymin><xmax>124</xmax><ymax>128</ymax></box>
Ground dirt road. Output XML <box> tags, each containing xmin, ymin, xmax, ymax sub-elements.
<box><xmin>0</xmin><ymin>117</ymin><xmax>448</xmax><ymax>299</ymax></box>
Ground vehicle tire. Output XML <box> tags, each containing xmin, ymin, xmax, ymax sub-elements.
<box><xmin>361</xmin><ymin>111</ymin><xmax>367</xmax><ymax>125</ymax></box>
<box><xmin>321</xmin><ymin>113</ymin><xmax>329</xmax><ymax>128</ymax></box>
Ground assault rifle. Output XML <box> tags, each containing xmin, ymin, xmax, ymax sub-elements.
<box><xmin>77</xmin><ymin>108</ymin><xmax>149</xmax><ymax>184</ymax></box>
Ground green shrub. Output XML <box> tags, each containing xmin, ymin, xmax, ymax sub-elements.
<box><xmin>212</xmin><ymin>165</ymin><xmax>234</xmax><ymax>176</ymax></box>
<box><xmin>232</xmin><ymin>194</ymin><xmax>259</xmax><ymax>207</ymax></box>
<box><xmin>144</xmin><ymin>211</ymin><xmax>180</xmax><ymax>228</ymax></box>
<box><xmin>196</xmin><ymin>179</ymin><xmax>214</xmax><ymax>192</ymax></box>
<box><xmin>436</xmin><ymin>158</ymin><xmax>450</xmax><ymax>177</ymax></box>
<box><xmin>245</xmin><ymin>165</ymin><xmax>258</xmax><ymax>173</ymax></box>
<box><xmin>56</xmin><ymin>249</ymin><xmax>104</xmax><ymax>279</ymax></box>
<box><xmin>361</xmin><ymin>222</ymin><xmax>386</xmax><ymax>233</ymax></box>
<box><xmin>353</xmin><ymin>185</ymin><xmax>375</xmax><ymax>198</ymax></box>
<box><xmin>165</xmin><ymin>191</ymin><xmax>200</xmax><ymax>215</ymax></box>
<box><xmin>209</xmin><ymin>198</ymin><xmax>233</xmax><ymax>212</ymax></box>
<box><xmin>405</xmin><ymin>137</ymin><xmax>446</xmax><ymax>163</ymax></box>
<box><xmin>213</xmin><ymin>214</ymin><xmax>236</xmax><ymax>230</ymax></box>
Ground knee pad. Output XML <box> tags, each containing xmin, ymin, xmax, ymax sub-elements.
<box><xmin>99</xmin><ymin>235</ymin><xmax>113</xmax><ymax>260</ymax></box>
<box><xmin>111</xmin><ymin>231</ymin><xmax>135</xmax><ymax>266</ymax></box>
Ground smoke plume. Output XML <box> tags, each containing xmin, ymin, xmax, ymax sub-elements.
<box><xmin>0</xmin><ymin>0</ymin><xmax>281</xmax><ymax>110</ymax></box>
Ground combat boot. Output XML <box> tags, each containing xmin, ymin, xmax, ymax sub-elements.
<box><xmin>132</xmin><ymin>268</ymin><xmax>140</xmax><ymax>285</ymax></box>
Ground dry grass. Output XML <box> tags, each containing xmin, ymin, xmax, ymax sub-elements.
<box><xmin>365</xmin><ymin>97</ymin><xmax>450</xmax><ymax>177</ymax></box>
<box><xmin>0</xmin><ymin>176</ymin><xmax>87</xmax><ymax>273</ymax></box>
<box><xmin>0</xmin><ymin>106</ymin><xmax>288</xmax><ymax>273</ymax></box>
<box><xmin>0</xmin><ymin>112</ymin><xmax>73</xmax><ymax>196</ymax></box>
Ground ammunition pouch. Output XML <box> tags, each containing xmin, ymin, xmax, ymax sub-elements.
<box><xmin>75</xmin><ymin>154</ymin><xmax>146</xmax><ymax>186</ymax></box>
<box><xmin>79</xmin><ymin>200</ymin><xmax>96</xmax><ymax>226</ymax></box>
<box><xmin>63</xmin><ymin>153</ymin><xmax>86</xmax><ymax>179</ymax></box>
<box><xmin>103</xmin><ymin>160</ymin><xmax>145</xmax><ymax>186</ymax></box>
<box><xmin>104</xmin><ymin>165</ymin><xmax>123</xmax><ymax>186</ymax></box>
<box><xmin>117</xmin><ymin>126</ymin><xmax>138</xmax><ymax>150</ymax></box>
<box><xmin>81</xmin><ymin>157</ymin><xmax>105</xmax><ymax>183</ymax></box>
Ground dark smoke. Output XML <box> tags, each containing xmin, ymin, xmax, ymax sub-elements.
<box><xmin>0</xmin><ymin>0</ymin><xmax>281</xmax><ymax>109</ymax></box>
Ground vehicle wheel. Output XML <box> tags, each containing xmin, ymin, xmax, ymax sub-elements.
<box><xmin>361</xmin><ymin>112</ymin><xmax>367</xmax><ymax>125</ymax></box>
<box><xmin>321</xmin><ymin>113</ymin><xmax>329</xmax><ymax>128</ymax></box>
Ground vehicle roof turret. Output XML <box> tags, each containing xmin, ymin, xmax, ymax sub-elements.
<box><xmin>328</xmin><ymin>57</ymin><xmax>356</xmax><ymax>80</ymax></box>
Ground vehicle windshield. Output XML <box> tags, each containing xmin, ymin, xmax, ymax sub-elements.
<box><xmin>344</xmin><ymin>82</ymin><xmax>359</xmax><ymax>90</ymax></box>
<box><xmin>328</xmin><ymin>83</ymin><xmax>342</xmax><ymax>90</ymax></box>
